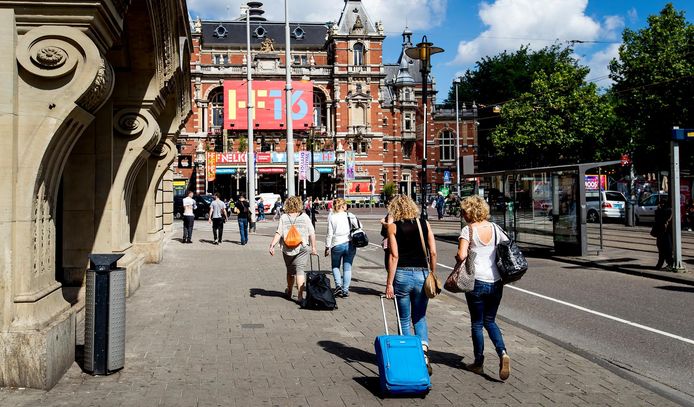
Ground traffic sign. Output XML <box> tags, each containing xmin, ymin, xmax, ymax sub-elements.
<box><xmin>443</xmin><ymin>170</ymin><xmax>451</xmax><ymax>184</ymax></box>
<box><xmin>672</xmin><ymin>128</ymin><xmax>694</xmax><ymax>141</ymax></box>
<box><xmin>308</xmin><ymin>168</ymin><xmax>321</xmax><ymax>183</ymax></box>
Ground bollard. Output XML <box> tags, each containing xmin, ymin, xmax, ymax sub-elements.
<box><xmin>84</xmin><ymin>253</ymin><xmax>126</xmax><ymax>375</ymax></box>
<box><xmin>625</xmin><ymin>201</ymin><xmax>635</xmax><ymax>227</ymax></box>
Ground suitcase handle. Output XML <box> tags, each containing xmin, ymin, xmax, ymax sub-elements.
<box><xmin>309</xmin><ymin>253</ymin><xmax>320</xmax><ymax>272</ymax></box>
<box><xmin>379</xmin><ymin>295</ymin><xmax>403</xmax><ymax>336</ymax></box>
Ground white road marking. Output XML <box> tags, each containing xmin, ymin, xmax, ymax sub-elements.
<box><xmin>432</xmin><ymin>261</ymin><xmax>694</xmax><ymax>346</ymax></box>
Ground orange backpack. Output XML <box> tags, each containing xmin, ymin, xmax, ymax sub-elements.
<box><xmin>283</xmin><ymin>216</ymin><xmax>303</xmax><ymax>248</ymax></box>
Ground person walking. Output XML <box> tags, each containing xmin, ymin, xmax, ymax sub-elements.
<box><xmin>182</xmin><ymin>191</ymin><xmax>196</xmax><ymax>243</ymax></box>
<box><xmin>234</xmin><ymin>194</ymin><xmax>251</xmax><ymax>245</ymax></box>
<box><xmin>456</xmin><ymin>195</ymin><xmax>511</xmax><ymax>381</ymax></box>
<box><xmin>325</xmin><ymin>198</ymin><xmax>357</xmax><ymax>298</ymax></box>
<box><xmin>272</xmin><ymin>199</ymin><xmax>283</xmax><ymax>221</ymax></box>
<box><xmin>208</xmin><ymin>193</ymin><xmax>227</xmax><ymax>245</ymax></box>
<box><xmin>257</xmin><ymin>197</ymin><xmax>265</xmax><ymax>222</ymax></box>
<box><xmin>384</xmin><ymin>194</ymin><xmax>436</xmax><ymax>375</ymax></box>
<box><xmin>436</xmin><ymin>192</ymin><xmax>445</xmax><ymax>220</ymax></box>
<box><xmin>653</xmin><ymin>197</ymin><xmax>673</xmax><ymax>269</ymax></box>
<box><xmin>269</xmin><ymin>196</ymin><xmax>317</xmax><ymax>303</ymax></box>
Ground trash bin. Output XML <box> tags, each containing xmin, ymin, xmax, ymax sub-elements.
<box><xmin>625</xmin><ymin>201</ymin><xmax>634</xmax><ymax>227</ymax></box>
<box><xmin>85</xmin><ymin>253</ymin><xmax>126</xmax><ymax>375</ymax></box>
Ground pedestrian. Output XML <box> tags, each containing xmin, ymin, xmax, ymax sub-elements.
<box><xmin>653</xmin><ymin>196</ymin><xmax>673</xmax><ymax>269</ymax></box>
<box><xmin>324</xmin><ymin>198</ymin><xmax>357</xmax><ymax>298</ymax></box>
<box><xmin>456</xmin><ymin>195</ymin><xmax>511</xmax><ymax>381</ymax></box>
<box><xmin>684</xmin><ymin>198</ymin><xmax>694</xmax><ymax>232</ymax></box>
<box><xmin>436</xmin><ymin>192</ymin><xmax>445</xmax><ymax>220</ymax></box>
<box><xmin>234</xmin><ymin>194</ymin><xmax>251</xmax><ymax>245</ymax></box>
<box><xmin>272</xmin><ymin>199</ymin><xmax>282</xmax><ymax>221</ymax></box>
<box><xmin>384</xmin><ymin>194</ymin><xmax>436</xmax><ymax>375</ymax></box>
<box><xmin>208</xmin><ymin>193</ymin><xmax>227</xmax><ymax>245</ymax></box>
<box><xmin>257</xmin><ymin>197</ymin><xmax>265</xmax><ymax>222</ymax></box>
<box><xmin>268</xmin><ymin>196</ymin><xmax>317</xmax><ymax>303</ymax></box>
<box><xmin>181</xmin><ymin>191</ymin><xmax>196</xmax><ymax>243</ymax></box>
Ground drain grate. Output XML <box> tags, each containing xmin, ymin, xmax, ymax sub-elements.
<box><xmin>240</xmin><ymin>323</ymin><xmax>265</xmax><ymax>329</ymax></box>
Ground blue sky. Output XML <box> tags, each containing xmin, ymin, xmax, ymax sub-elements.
<box><xmin>187</xmin><ymin>0</ymin><xmax>693</xmax><ymax>92</ymax></box>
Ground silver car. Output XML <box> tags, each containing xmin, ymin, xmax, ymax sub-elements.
<box><xmin>634</xmin><ymin>193</ymin><xmax>667</xmax><ymax>224</ymax></box>
<box><xmin>586</xmin><ymin>191</ymin><xmax>627</xmax><ymax>223</ymax></box>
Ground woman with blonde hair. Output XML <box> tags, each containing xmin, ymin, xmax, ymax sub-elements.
<box><xmin>325</xmin><ymin>198</ymin><xmax>357</xmax><ymax>297</ymax></box>
<box><xmin>269</xmin><ymin>196</ymin><xmax>317</xmax><ymax>302</ymax></box>
<box><xmin>385</xmin><ymin>194</ymin><xmax>437</xmax><ymax>375</ymax></box>
<box><xmin>456</xmin><ymin>195</ymin><xmax>511</xmax><ymax>380</ymax></box>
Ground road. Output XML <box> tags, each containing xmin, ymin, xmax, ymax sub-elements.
<box><xmin>315</xmin><ymin>214</ymin><xmax>694</xmax><ymax>406</ymax></box>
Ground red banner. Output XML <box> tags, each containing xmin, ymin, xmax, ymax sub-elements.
<box><xmin>224</xmin><ymin>80</ymin><xmax>314</xmax><ymax>130</ymax></box>
<box><xmin>258</xmin><ymin>167</ymin><xmax>285</xmax><ymax>174</ymax></box>
<box><xmin>256</xmin><ymin>152</ymin><xmax>272</xmax><ymax>163</ymax></box>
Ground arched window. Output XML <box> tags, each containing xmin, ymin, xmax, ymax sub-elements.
<box><xmin>439</xmin><ymin>130</ymin><xmax>455</xmax><ymax>161</ymax></box>
<box><xmin>313</xmin><ymin>92</ymin><xmax>324</xmax><ymax>127</ymax></box>
<box><xmin>353</xmin><ymin>43</ymin><xmax>364</xmax><ymax>66</ymax></box>
<box><xmin>209</xmin><ymin>89</ymin><xmax>224</xmax><ymax>128</ymax></box>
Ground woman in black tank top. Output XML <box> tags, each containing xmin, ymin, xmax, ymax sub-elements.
<box><xmin>384</xmin><ymin>195</ymin><xmax>437</xmax><ymax>375</ymax></box>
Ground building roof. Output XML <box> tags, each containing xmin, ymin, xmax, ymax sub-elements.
<box><xmin>335</xmin><ymin>0</ymin><xmax>380</xmax><ymax>36</ymax></box>
<box><xmin>200</xmin><ymin>21</ymin><xmax>328</xmax><ymax>50</ymax></box>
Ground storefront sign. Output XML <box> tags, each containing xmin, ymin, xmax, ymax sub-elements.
<box><xmin>270</xmin><ymin>151</ymin><xmax>335</xmax><ymax>164</ymax></box>
<box><xmin>224</xmin><ymin>80</ymin><xmax>313</xmax><ymax>130</ymax></box>
<box><xmin>216</xmin><ymin>167</ymin><xmax>237</xmax><ymax>175</ymax></box>
<box><xmin>256</xmin><ymin>152</ymin><xmax>272</xmax><ymax>163</ymax></box>
<box><xmin>258</xmin><ymin>167</ymin><xmax>286</xmax><ymax>174</ymax></box>
<box><xmin>316</xmin><ymin>167</ymin><xmax>334</xmax><ymax>174</ymax></box>
<box><xmin>217</xmin><ymin>152</ymin><xmax>247</xmax><ymax>164</ymax></box>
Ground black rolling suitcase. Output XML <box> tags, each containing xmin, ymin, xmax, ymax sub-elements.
<box><xmin>302</xmin><ymin>254</ymin><xmax>337</xmax><ymax>310</ymax></box>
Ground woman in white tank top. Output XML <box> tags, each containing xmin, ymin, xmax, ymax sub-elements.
<box><xmin>456</xmin><ymin>195</ymin><xmax>511</xmax><ymax>381</ymax></box>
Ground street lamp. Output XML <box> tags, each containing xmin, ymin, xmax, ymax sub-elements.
<box><xmin>405</xmin><ymin>35</ymin><xmax>444</xmax><ymax>219</ymax></box>
<box><xmin>242</xmin><ymin>4</ymin><xmax>255</xmax><ymax>205</ymax></box>
<box><xmin>335</xmin><ymin>141</ymin><xmax>345</xmax><ymax>198</ymax></box>
<box><xmin>454</xmin><ymin>77</ymin><xmax>461</xmax><ymax>196</ymax></box>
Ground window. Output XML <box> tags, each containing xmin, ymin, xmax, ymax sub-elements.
<box><xmin>352</xmin><ymin>141</ymin><xmax>368</xmax><ymax>155</ymax></box>
<box><xmin>293</xmin><ymin>54</ymin><xmax>308</xmax><ymax>65</ymax></box>
<box><xmin>209</xmin><ymin>90</ymin><xmax>224</xmax><ymax>128</ymax></box>
<box><xmin>383</xmin><ymin>117</ymin><xmax>388</xmax><ymax>126</ymax></box>
<box><xmin>356</xmin><ymin>83</ymin><xmax>363</xmax><ymax>93</ymax></box>
<box><xmin>404</xmin><ymin>88</ymin><xmax>412</xmax><ymax>101</ymax></box>
<box><xmin>439</xmin><ymin>130</ymin><xmax>455</xmax><ymax>161</ymax></box>
<box><xmin>404</xmin><ymin>113</ymin><xmax>413</xmax><ymax>131</ymax></box>
<box><xmin>353</xmin><ymin>43</ymin><xmax>364</xmax><ymax>66</ymax></box>
<box><xmin>383</xmin><ymin>142</ymin><xmax>388</xmax><ymax>152</ymax></box>
<box><xmin>403</xmin><ymin>141</ymin><xmax>413</xmax><ymax>159</ymax></box>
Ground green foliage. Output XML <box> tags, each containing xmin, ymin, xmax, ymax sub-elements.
<box><xmin>609</xmin><ymin>3</ymin><xmax>694</xmax><ymax>172</ymax></box>
<box><xmin>238</xmin><ymin>136</ymin><xmax>248</xmax><ymax>153</ymax></box>
<box><xmin>382</xmin><ymin>181</ymin><xmax>397</xmax><ymax>201</ymax></box>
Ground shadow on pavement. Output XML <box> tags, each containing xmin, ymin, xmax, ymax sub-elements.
<box><xmin>654</xmin><ymin>285</ymin><xmax>694</xmax><ymax>293</ymax></box>
<box><xmin>249</xmin><ymin>288</ymin><xmax>289</xmax><ymax>300</ymax></box>
<box><xmin>318</xmin><ymin>340</ymin><xmax>381</xmax><ymax>397</ymax></box>
<box><xmin>348</xmin><ymin>285</ymin><xmax>382</xmax><ymax>296</ymax></box>
<box><xmin>198</xmin><ymin>239</ymin><xmax>217</xmax><ymax>244</ymax></box>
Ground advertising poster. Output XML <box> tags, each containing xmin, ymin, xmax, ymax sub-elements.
<box><xmin>298</xmin><ymin>151</ymin><xmax>310</xmax><ymax>181</ymax></box>
<box><xmin>346</xmin><ymin>179</ymin><xmax>373</xmax><ymax>195</ymax></box>
<box><xmin>345</xmin><ymin>151</ymin><xmax>356</xmax><ymax>181</ymax></box>
<box><xmin>585</xmin><ymin>174</ymin><xmax>607</xmax><ymax>191</ymax></box>
<box><xmin>206</xmin><ymin>152</ymin><xmax>217</xmax><ymax>182</ymax></box>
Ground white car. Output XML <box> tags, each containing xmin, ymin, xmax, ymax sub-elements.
<box><xmin>256</xmin><ymin>193</ymin><xmax>281</xmax><ymax>214</ymax></box>
<box><xmin>586</xmin><ymin>190</ymin><xmax>627</xmax><ymax>223</ymax></box>
<box><xmin>634</xmin><ymin>193</ymin><xmax>667</xmax><ymax>224</ymax></box>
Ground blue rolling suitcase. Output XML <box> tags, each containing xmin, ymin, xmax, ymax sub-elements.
<box><xmin>374</xmin><ymin>295</ymin><xmax>431</xmax><ymax>396</ymax></box>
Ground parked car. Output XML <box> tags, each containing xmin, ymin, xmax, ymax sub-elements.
<box><xmin>173</xmin><ymin>194</ymin><xmax>213</xmax><ymax>220</ymax></box>
<box><xmin>586</xmin><ymin>190</ymin><xmax>627</xmax><ymax>223</ymax></box>
<box><xmin>634</xmin><ymin>192</ymin><xmax>667</xmax><ymax>224</ymax></box>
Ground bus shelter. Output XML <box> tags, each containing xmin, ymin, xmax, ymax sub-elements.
<box><xmin>471</xmin><ymin>161</ymin><xmax>621</xmax><ymax>256</ymax></box>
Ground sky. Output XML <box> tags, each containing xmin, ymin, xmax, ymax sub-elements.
<box><xmin>187</xmin><ymin>0</ymin><xmax>694</xmax><ymax>93</ymax></box>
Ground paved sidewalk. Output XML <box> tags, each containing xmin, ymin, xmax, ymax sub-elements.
<box><xmin>0</xmin><ymin>220</ymin><xmax>679</xmax><ymax>406</ymax></box>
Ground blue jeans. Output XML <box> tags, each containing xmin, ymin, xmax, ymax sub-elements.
<box><xmin>331</xmin><ymin>242</ymin><xmax>356</xmax><ymax>292</ymax></box>
<box><xmin>465</xmin><ymin>280</ymin><xmax>506</xmax><ymax>364</ymax></box>
<box><xmin>238</xmin><ymin>218</ymin><xmax>248</xmax><ymax>244</ymax></box>
<box><xmin>393</xmin><ymin>267</ymin><xmax>429</xmax><ymax>347</ymax></box>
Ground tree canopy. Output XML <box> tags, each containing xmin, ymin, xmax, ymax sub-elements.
<box><xmin>609</xmin><ymin>3</ymin><xmax>694</xmax><ymax>173</ymax></box>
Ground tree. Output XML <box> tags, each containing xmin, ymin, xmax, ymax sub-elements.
<box><xmin>609</xmin><ymin>3</ymin><xmax>694</xmax><ymax>173</ymax></box>
<box><xmin>490</xmin><ymin>57</ymin><xmax>622</xmax><ymax>167</ymax></box>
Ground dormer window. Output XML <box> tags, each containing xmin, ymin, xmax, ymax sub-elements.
<box><xmin>353</xmin><ymin>43</ymin><xmax>364</xmax><ymax>66</ymax></box>
<box><xmin>213</xmin><ymin>25</ymin><xmax>228</xmax><ymax>38</ymax></box>
<box><xmin>254</xmin><ymin>25</ymin><xmax>266</xmax><ymax>38</ymax></box>
<box><xmin>293</xmin><ymin>26</ymin><xmax>305</xmax><ymax>40</ymax></box>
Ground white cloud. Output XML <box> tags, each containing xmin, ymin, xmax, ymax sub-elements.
<box><xmin>187</xmin><ymin>0</ymin><xmax>447</xmax><ymax>32</ymax></box>
<box><xmin>627</xmin><ymin>8</ymin><xmax>638</xmax><ymax>24</ymax></box>
<box><xmin>601</xmin><ymin>15</ymin><xmax>624</xmax><ymax>40</ymax></box>
<box><xmin>580</xmin><ymin>42</ymin><xmax>621</xmax><ymax>86</ymax></box>
<box><xmin>450</xmin><ymin>0</ymin><xmax>602</xmax><ymax>66</ymax></box>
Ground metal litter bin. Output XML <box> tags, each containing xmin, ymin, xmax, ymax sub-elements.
<box><xmin>85</xmin><ymin>253</ymin><xmax>126</xmax><ymax>375</ymax></box>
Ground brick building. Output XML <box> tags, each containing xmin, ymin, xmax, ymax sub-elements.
<box><xmin>177</xmin><ymin>0</ymin><xmax>477</xmax><ymax>202</ymax></box>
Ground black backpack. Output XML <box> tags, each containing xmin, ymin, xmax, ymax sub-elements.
<box><xmin>302</xmin><ymin>273</ymin><xmax>337</xmax><ymax>310</ymax></box>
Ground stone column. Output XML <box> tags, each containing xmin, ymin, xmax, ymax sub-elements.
<box><xmin>0</xmin><ymin>20</ymin><xmax>113</xmax><ymax>389</ymax></box>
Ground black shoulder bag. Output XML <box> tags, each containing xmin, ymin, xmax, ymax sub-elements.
<box><xmin>493</xmin><ymin>224</ymin><xmax>528</xmax><ymax>284</ymax></box>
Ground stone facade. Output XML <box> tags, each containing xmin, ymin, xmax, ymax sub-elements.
<box><xmin>0</xmin><ymin>0</ymin><xmax>191</xmax><ymax>389</ymax></box>
<box><xmin>178</xmin><ymin>0</ymin><xmax>478</xmax><ymax>202</ymax></box>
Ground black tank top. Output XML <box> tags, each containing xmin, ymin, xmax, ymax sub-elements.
<box><xmin>394</xmin><ymin>219</ymin><xmax>429</xmax><ymax>268</ymax></box>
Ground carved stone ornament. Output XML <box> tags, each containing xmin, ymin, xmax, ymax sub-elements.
<box><xmin>114</xmin><ymin>110</ymin><xmax>148</xmax><ymax>137</ymax></box>
<box><xmin>77</xmin><ymin>57</ymin><xmax>115</xmax><ymax>113</ymax></box>
<box><xmin>260</xmin><ymin>37</ymin><xmax>275</xmax><ymax>52</ymax></box>
<box><xmin>35</xmin><ymin>46</ymin><xmax>67</xmax><ymax>68</ymax></box>
<box><xmin>352</xmin><ymin>15</ymin><xmax>364</xmax><ymax>32</ymax></box>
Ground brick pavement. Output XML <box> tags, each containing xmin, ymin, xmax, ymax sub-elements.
<box><xmin>0</xmin><ymin>219</ymin><xmax>680</xmax><ymax>406</ymax></box>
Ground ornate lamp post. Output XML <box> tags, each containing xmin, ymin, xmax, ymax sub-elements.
<box><xmin>335</xmin><ymin>141</ymin><xmax>345</xmax><ymax>198</ymax></box>
<box><xmin>405</xmin><ymin>35</ymin><xmax>443</xmax><ymax>219</ymax></box>
<box><xmin>195</xmin><ymin>141</ymin><xmax>206</xmax><ymax>194</ymax></box>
